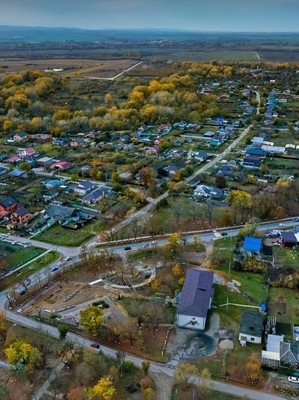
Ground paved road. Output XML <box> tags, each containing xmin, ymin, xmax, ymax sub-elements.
<box><xmin>0</xmin><ymin>289</ymin><xmax>287</xmax><ymax>400</ymax></box>
<box><xmin>0</xmin><ymin>120</ymin><xmax>295</xmax><ymax>399</ymax></box>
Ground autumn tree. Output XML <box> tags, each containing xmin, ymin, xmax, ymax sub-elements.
<box><xmin>0</xmin><ymin>311</ymin><xmax>8</xmax><ymax>340</ymax></box>
<box><xmin>173</xmin><ymin>362</ymin><xmax>198</xmax><ymax>390</ymax></box>
<box><xmin>145</xmin><ymin>301</ymin><xmax>164</xmax><ymax>338</ymax></box>
<box><xmin>164</xmin><ymin>233</ymin><xmax>181</xmax><ymax>258</ymax></box>
<box><xmin>226</xmin><ymin>190</ymin><xmax>253</xmax><ymax>224</ymax></box>
<box><xmin>139</xmin><ymin>166</ymin><xmax>155</xmax><ymax>188</ymax></box>
<box><xmin>237</xmin><ymin>220</ymin><xmax>258</xmax><ymax>242</ymax></box>
<box><xmin>5</xmin><ymin>339</ymin><xmax>43</xmax><ymax>371</ymax></box>
<box><xmin>79</xmin><ymin>306</ymin><xmax>104</xmax><ymax>336</ymax></box>
<box><xmin>246</xmin><ymin>352</ymin><xmax>262</xmax><ymax>384</ymax></box>
<box><xmin>67</xmin><ymin>386</ymin><xmax>87</xmax><ymax>400</ymax></box>
<box><xmin>86</xmin><ymin>376</ymin><xmax>116</xmax><ymax>400</ymax></box>
<box><xmin>197</xmin><ymin>367</ymin><xmax>213</xmax><ymax>399</ymax></box>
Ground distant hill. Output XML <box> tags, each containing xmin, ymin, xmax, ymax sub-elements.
<box><xmin>1</xmin><ymin>25</ymin><xmax>299</xmax><ymax>44</ymax></box>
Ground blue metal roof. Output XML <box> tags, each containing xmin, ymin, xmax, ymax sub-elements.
<box><xmin>243</xmin><ymin>236</ymin><xmax>262</xmax><ymax>252</ymax></box>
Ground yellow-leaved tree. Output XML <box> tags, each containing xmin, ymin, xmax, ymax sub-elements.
<box><xmin>5</xmin><ymin>339</ymin><xmax>42</xmax><ymax>370</ymax></box>
<box><xmin>86</xmin><ymin>376</ymin><xmax>116</xmax><ymax>400</ymax></box>
<box><xmin>79</xmin><ymin>306</ymin><xmax>104</xmax><ymax>336</ymax></box>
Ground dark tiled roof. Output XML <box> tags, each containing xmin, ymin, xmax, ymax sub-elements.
<box><xmin>1</xmin><ymin>196</ymin><xmax>16</xmax><ymax>207</ymax></box>
<box><xmin>14</xmin><ymin>206</ymin><xmax>29</xmax><ymax>217</ymax></box>
<box><xmin>239</xmin><ymin>311</ymin><xmax>263</xmax><ymax>337</ymax></box>
<box><xmin>177</xmin><ymin>269</ymin><xmax>214</xmax><ymax>318</ymax></box>
<box><xmin>45</xmin><ymin>204</ymin><xmax>75</xmax><ymax>219</ymax></box>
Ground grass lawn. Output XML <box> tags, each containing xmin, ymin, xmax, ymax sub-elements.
<box><xmin>274</xmin><ymin>246</ymin><xmax>299</xmax><ymax>270</ymax></box>
<box><xmin>213</xmin><ymin>284</ymin><xmax>260</xmax><ymax>331</ymax></box>
<box><xmin>0</xmin><ymin>240</ymin><xmax>43</xmax><ymax>271</ymax></box>
<box><xmin>2</xmin><ymin>250</ymin><xmax>59</xmax><ymax>289</ymax></box>
<box><xmin>35</xmin><ymin>224</ymin><xmax>94</xmax><ymax>246</ymax></box>
<box><xmin>267</xmin><ymin>287</ymin><xmax>299</xmax><ymax>338</ymax></box>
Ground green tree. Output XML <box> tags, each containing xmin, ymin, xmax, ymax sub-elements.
<box><xmin>58</xmin><ymin>324</ymin><xmax>69</xmax><ymax>340</ymax></box>
<box><xmin>237</xmin><ymin>220</ymin><xmax>258</xmax><ymax>241</ymax></box>
<box><xmin>0</xmin><ymin>384</ymin><xmax>10</xmax><ymax>400</ymax></box>
<box><xmin>142</xmin><ymin>360</ymin><xmax>151</xmax><ymax>376</ymax></box>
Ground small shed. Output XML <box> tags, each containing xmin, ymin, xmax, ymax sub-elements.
<box><xmin>243</xmin><ymin>237</ymin><xmax>262</xmax><ymax>254</ymax></box>
<box><xmin>281</xmin><ymin>232</ymin><xmax>297</xmax><ymax>248</ymax></box>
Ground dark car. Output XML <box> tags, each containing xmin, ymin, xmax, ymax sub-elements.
<box><xmin>124</xmin><ymin>246</ymin><xmax>131</xmax><ymax>251</ymax></box>
<box><xmin>90</xmin><ymin>343</ymin><xmax>100</xmax><ymax>349</ymax></box>
<box><xmin>221</xmin><ymin>232</ymin><xmax>228</xmax><ymax>236</ymax></box>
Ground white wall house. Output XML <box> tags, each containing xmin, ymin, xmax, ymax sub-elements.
<box><xmin>176</xmin><ymin>269</ymin><xmax>214</xmax><ymax>331</ymax></box>
<box><xmin>239</xmin><ymin>311</ymin><xmax>264</xmax><ymax>345</ymax></box>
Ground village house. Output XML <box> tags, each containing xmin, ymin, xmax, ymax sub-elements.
<box><xmin>176</xmin><ymin>269</ymin><xmax>214</xmax><ymax>331</ymax></box>
<box><xmin>17</xmin><ymin>147</ymin><xmax>36</xmax><ymax>159</ymax></box>
<box><xmin>82</xmin><ymin>186</ymin><xmax>112</xmax><ymax>204</ymax></box>
<box><xmin>10</xmin><ymin>206</ymin><xmax>30</xmax><ymax>226</ymax></box>
<box><xmin>13</xmin><ymin>131</ymin><xmax>28</xmax><ymax>142</ymax></box>
<box><xmin>49</xmin><ymin>161</ymin><xmax>72</xmax><ymax>171</ymax></box>
<box><xmin>0</xmin><ymin>196</ymin><xmax>18</xmax><ymax>217</ymax></box>
<box><xmin>239</xmin><ymin>311</ymin><xmax>264</xmax><ymax>345</ymax></box>
<box><xmin>69</xmin><ymin>180</ymin><xmax>95</xmax><ymax>196</ymax></box>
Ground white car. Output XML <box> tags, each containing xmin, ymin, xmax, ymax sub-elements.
<box><xmin>288</xmin><ymin>376</ymin><xmax>299</xmax><ymax>383</ymax></box>
<box><xmin>278</xmin><ymin>223</ymin><xmax>285</xmax><ymax>227</ymax></box>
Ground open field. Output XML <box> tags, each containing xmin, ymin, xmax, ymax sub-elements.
<box><xmin>0</xmin><ymin>57</ymin><xmax>137</xmax><ymax>77</ymax></box>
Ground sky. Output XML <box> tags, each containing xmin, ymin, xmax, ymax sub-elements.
<box><xmin>1</xmin><ymin>0</ymin><xmax>299</xmax><ymax>32</ymax></box>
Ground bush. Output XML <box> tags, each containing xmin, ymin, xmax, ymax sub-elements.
<box><xmin>123</xmin><ymin>360</ymin><xmax>135</xmax><ymax>373</ymax></box>
<box><xmin>92</xmin><ymin>300</ymin><xmax>109</xmax><ymax>308</ymax></box>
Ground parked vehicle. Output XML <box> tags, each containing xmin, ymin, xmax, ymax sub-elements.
<box><xmin>90</xmin><ymin>343</ymin><xmax>100</xmax><ymax>349</ymax></box>
<box><xmin>288</xmin><ymin>376</ymin><xmax>299</xmax><ymax>383</ymax></box>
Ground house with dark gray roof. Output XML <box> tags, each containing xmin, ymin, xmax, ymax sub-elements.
<box><xmin>82</xmin><ymin>186</ymin><xmax>112</xmax><ymax>204</ymax></box>
<box><xmin>69</xmin><ymin>180</ymin><xmax>94</xmax><ymax>196</ymax></box>
<box><xmin>239</xmin><ymin>311</ymin><xmax>264</xmax><ymax>345</ymax></box>
<box><xmin>45</xmin><ymin>204</ymin><xmax>75</xmax><ymax>223</ymax></box>
<box><xmin>280</xmin><ymin>340</ymin><xmax>299</xmax><ymax>367</ymax></box>
<box><xmin>176</xmin><ymin>269</ymin><xmax>214</xmax><ymax>331</ymax></box>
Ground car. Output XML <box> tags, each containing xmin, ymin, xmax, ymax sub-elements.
<box><xmin>266</xmin><ymin>231</ymin><xmax>280</xmax><ymax>238</ymax></box>
<box><xmin>278</xmin><ymin>223</ymin><xmax>285</xmax><ymax>227</ymax></box>
<box><xmin>124</xmin><ymin>246</ymin><xmax>131</xmax><ymax>251</ymax></box>
<box><xmin>51</xmin><ymin>265</ymin><xmax>59</xmax><ymax>272</ymax></box>
<box><xmin>288</xmin><ymin>376</ymin><xmax>299</xmax><ymax>383</ymax></box>
<box><xmin>221</xmin><ymin>232</ymin><xmax>228</xmax><ymax>236</ymax></box>
<box><xmin>90</xmin><ymin>343</ymin><xmax>100</xmax><ymax>349</ymax></box>
<box><xmin>294</xmin><ymin>217</ymin><xmax>299</xmax><ymax>222</ymax></box>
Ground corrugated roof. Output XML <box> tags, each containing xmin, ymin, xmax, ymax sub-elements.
<box><xmin>243</xmin><ymin>237</ymin><xmax>262</xmax><ymax>252</ymax></box>
<box><xmin>177</xmin><ymin>269</ymin><xmax>214</xmax><ymax>318</ymax></box>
